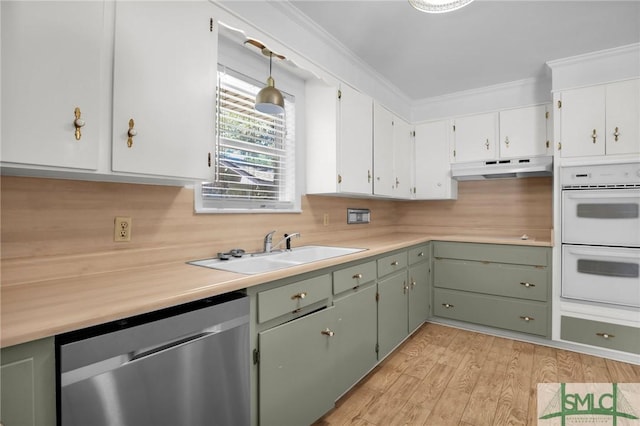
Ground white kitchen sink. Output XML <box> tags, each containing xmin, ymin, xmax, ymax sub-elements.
<box><xmin>188</xmin><ymin>245</ymin><xmax>366</xmax><ymax>275</ymax></box>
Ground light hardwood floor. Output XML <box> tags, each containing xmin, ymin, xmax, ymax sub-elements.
<box><xmin>313</xmin><ymin>323</ymin><xmax>640</xmax><ymax>426</ymax></box>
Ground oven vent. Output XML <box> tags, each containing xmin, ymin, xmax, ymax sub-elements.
<box><xmin>563</xmin><ymin>183</ymin><xmax>640</xmax><ymax>190</ymax></box>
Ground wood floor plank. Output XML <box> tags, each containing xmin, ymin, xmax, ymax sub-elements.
<box><xmin>460</xmin><ymin>337</ymin><xmax>514</xmax><ymax>425</ymax></box>
<box><xmin>492</xmin><ymin>341</ymin><xmax>535</xmax><ymax>426</ymax></box>
<box><xmin>315</xmin><ymin>385</ymin><xmax>380</xmax><ymax>426</ymax></box>
<box><xmin>556</xmin><ymin>349</ymin><xmax>584</xmax><ymax>382</ymax></box>
<box><xmin>423</xmin><ymin>332</ymin><xmax>494</xmax><ymax>425</ymax></box>
<box><xmin>605</xmin><ymin>358</ymin><xmax>640</xmax><ymax>382</ymax></box>
<box><xmin>526</xmin><ymin>344</ymin><xmax>558</xmax><ymax>425</ymax></box>
<box><xmin>359</xmin><ymin>374</ymin><xmax>421</xmax><ymax>425</ymax></box>
<box><xmin>581</xmin><ymin>353</ymin><xmax>613</xmax><ymax>382</ymax></box>
<box><xmin>399</xmin><ymin>363</ymin><xmax>456</xmax><ymax>425</ymax></box>
<box><xmin>361</xmin><ymin>351</ymin><xmax>412</xmax><ymax>393</ymax></box>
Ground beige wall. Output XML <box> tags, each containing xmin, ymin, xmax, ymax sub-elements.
<box><xmin>0</xmin><ymin>176</ymin><xmax>552</xmax><ymax>286</ymax></box>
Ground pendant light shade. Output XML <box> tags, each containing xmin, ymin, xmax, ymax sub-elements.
<box><xmin>255</xmin><ymin>52</ymin><xmax>285</xmax><ymax>114</ymax></box>
<box><xmin>408</xmin><ymin>0</ymin><xmax>473</xmax><ymax>13</ymax></box>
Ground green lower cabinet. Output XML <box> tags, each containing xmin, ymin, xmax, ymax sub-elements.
<box><xmin>434</xmin><ymin>288</ymin><xmax>549</xmax><ymax>337</ymax></box>
<box><xmin>561</xmin><ymin>316</ymin><xmax>640</xmax><ymax>355</ymax></box>
<box><xmin>258</xmin><ymin>307</ymin><xmax>336</xmax><ymax>426</ymax></box>
<box><xmin>408</xmin><ymin>262</ymin><xmax>429</xmax><ymax>332</ymax></box>
<box><xmin>0</xmin><ymin>337</ymin><xmax>56</xmax><ymax>426</ymax></box>
<box><xmin>377</xmin><ymin>271</ymin><xmax>409</xmax><ymax>359</ymax></box>
<box><xmin>332</xmin><ymin>284</ymin><xmax>377</xmax><ymax>398</ymax></box>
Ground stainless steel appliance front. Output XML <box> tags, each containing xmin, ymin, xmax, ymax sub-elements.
<box><xmin>57</xmin><ymin>292</ymin><xmax>250</xmax><ymax>426</ymax></box>
<box><xmin>561</xmin><ymin>162</ymin><xmax>640</xmax><ymax>307</ymax></box>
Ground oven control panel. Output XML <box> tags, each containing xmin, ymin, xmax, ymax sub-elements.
<box><xmin>561</xmin><ymin>162</ymin><xmax>640</xmax><ymax>188</ymax></box>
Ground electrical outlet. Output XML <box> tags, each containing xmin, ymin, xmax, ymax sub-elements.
<box><xmin>323</xmin><ymin>213</ymin><xmax>329</xmax><ymax>226</ymax></box>
<box><xmin>114</xmin><ymin>216</ymin><xmax>132</xmax><ymax>242</ymax></box>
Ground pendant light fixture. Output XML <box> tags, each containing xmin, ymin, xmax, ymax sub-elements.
<box><xmin>408</xmin><ymin>0</ymin><xmax>473</xmax><ymax>14</ymax></box>
<box><xmin>255</xmin><ymin>50</ymin><xmax>285</xmax><ymax>114</ymax></box>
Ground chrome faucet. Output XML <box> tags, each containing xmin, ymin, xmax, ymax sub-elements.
<box><xmin>263</xmin><ymin>230</ymin><xmax>277</xmax><ymax>253</ymax></box>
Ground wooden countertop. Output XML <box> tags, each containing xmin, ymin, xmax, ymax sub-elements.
<box><xmin>0</xmin><ymin>233</ymin><xmax>551</xmax><ymax>348</ymax></box>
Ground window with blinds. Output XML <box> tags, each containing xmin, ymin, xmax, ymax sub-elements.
<box><xmin>199</xmin><ymin>67</ymin><xmax>296</xmax><ymax>211</ymax></box>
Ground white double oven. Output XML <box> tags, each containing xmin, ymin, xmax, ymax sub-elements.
<box><xmin>561</xmin><ymin>162</ymin><xmax>640</xmax><ymax>308</ymax></box>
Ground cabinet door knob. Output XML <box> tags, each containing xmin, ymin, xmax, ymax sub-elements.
<box><xmin>391</xmin><ymin>261</ymin><xmax>399</xmax><ymax>266</ymax></box>
<box><xmin>352</xmin><ymin>273</ymin><xmax>363</xmax><ymax>279</ymax></box>
<box><xmin>442</xmin><ymin>303</ymin><xmax>454</xmax><ymax>309</ymax></box>
<box><xmin>485</xmin><ymin>139</ymin><xmax>490</xmax><ymax>150</ymax></box>
<box><xmin>410</xmin><ymin>280</ymin><xmax>417</xmax><ymax>288</ymax></box>
<box><xmin>504</xmin><ymin>136</ymin><xmax>510</xmax><ymax>147</ymax></box>
<box><xmin>367</xmin><ymin>170</ymin><xmax>372</xmax><ymax>183</ymax></box>
<box><xmin>613</xmin><ymin>127</ymin><xmax>620</xmax><ymax>142</ymax></box>
<box><xmin>127</xmin><ymin>118</ymin><xmax>137</xmax><ymax>148</ymax></box>
<box><xmin>591</xmin><ymin>129</ymin><xmax>597</xmax><ymax>144</ymax></box>
<box><xmin>321</xmin><ymin>328</ymin><xmax>335</xmax><ymax>337</ymax></box>
<box><xmin>291</xmin><ymin>292</ymin><xmax>307</xmax><ymax>300</ymax></box>
<box><xmin>519</xmin><ymin>316</ymin><xmax>534</xmax><ymax>322</ymax></box>
<box><xmin>73</xmin><ymin>107</ymin><xmax>85</xmax><ymax>140</ymax></box>
<box><xmin>596</xmin><ymin>332</ymin><xmax>615</xmax><ymax>339</ymax></box>
<box><xmin>520</xmin><ymin>282</ymin><xmax>535</xmax><ymax>288</ymax></box>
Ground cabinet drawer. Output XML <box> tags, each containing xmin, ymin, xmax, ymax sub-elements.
<box><xmin>561</xmin><ymin>316</ymin><xmax>640</xmax><ymax>355</ymax></box>
<box><xmin>433</xmin><ymin>288</ymin><xmax>549</xmax><ymax>337</ymax></box>
<box><xmin>434</xmin><ymin>258</ymin><xmax>549</xmax><ymax>302</ymax></box>
<box><xmin>434</xmin><ymin>241</ymin><xmax>549</xmax><ymax>267</ymax></box>
<box><xmin>333</xmin><ymin>260</ymin><xmax>377</xmax><ymax>295</ymax></box>
<box><xmin>408</xmin><ymin>244</ymin><xmax>429</xmax><ymax>265</ymax></box>
<box><xmin>377</xmin><ymin>252</ymin><xmax>408</xmax><ymax>277</ymax></box>
<box><xmin>257</xmin><ymin>275</ymin><xmax>331</xmax><ymax>323</ymax></box>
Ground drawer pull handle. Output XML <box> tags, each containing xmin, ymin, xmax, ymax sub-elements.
<box><xmin>520</xmin><ymin>282</ymin><xmax>536</xmax><ymax>288</ymax></box>
<box><xmin>592</xmin><ymin>128</ymin><xmax>597</xmax><ymax>143</ymax></box>
<box><xmin>442</xmin><ymin>303</ymin><xmax>454</xmax><ymax>309</ymax></box>
<box><xmin>391</xmin><ymin>261</ymin><xmax>399</xmax><ymax>266</ymax></box>
<box><xmin>418</xmin><ymin>252</ymin><xmax>425</xmax><ymax>257</ymax></box>
<box><xmin>520</xmin><ymin>316</ymin><xmax>534</xmax><ymax>322</ymax></box>
<box><xmin>352</xmin><ymin>273</ymin><xmax>363</xmax><ymax>279</ymax></box>
<box><xmin>291</xmin><ymin>292</ymin><xmax>307</xmax><ymax>300</ymax></box>
<box><xmin>73</xmin><ymin>107</ymin><xmax>85</xmax><ymax>140</ymax></box>
<box><xmin>403</xmin><ymin>283</ymin><xmax>409</xmax><ymax>294</ymax></box>
<box><xmin>411</xmin><ymin>280</ymin><xmax>417</xmax><ymax>288</ymax></box>
<box><xmin>292</xmin><ymin>308</ymin><xmax>302</xmax><ymax>314</ymax></box>
<box><xmin>352</xmin><ymin>285</ymin><xmax>360</xmax><ymax>291</ymax></box>
<box><xmin>596</xmin><ymin>332</ymin><xmax>615</xmax><ymax>339</ymax></box>
<box><xmin>613</xmin><ymin>127</ymin><xmax>620</xmax><ymax>141</ymax></box>
<box><xmin>321</xmin><ymin>328</ymin><xmax>335</xmax><ymax>337</ymax></box>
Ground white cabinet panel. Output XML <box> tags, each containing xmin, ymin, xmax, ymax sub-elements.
<box><xmin>373</xmin><ymin>103</ymin><xmax>395</xmax><ymax>197</ymax></box>
<box><xmin>338</xmin><ymin>84</ymin><xmax>373</xmax><ymax>194</ymax></box>
<box><xmin>1</xmin><ymin>1</ymin><xmax>104</xmax><ymax>170</ymax></box>
<box><xmin>393</xmin><ymin>117</ymin><xmax>413</xmax><ymax>199</ymax></box>
<box><xmin>499</xmin><ymin>104</ymin><xmax>548</xmax><ymax>159</ymax></box>
<box><xmin>452</xmin><ymin>112</ymin><xmax>498</xmax><ymax>163</ymax></box>
<box><xmin>559</xmin><ymin>85</ymin><xmax>606</xmax><ymax>157</ymax></box>
<box><xmin>606</xmin><ymin>79</ymin><xmax>640</xmax><ymax>155</ymax></box>
<box><xmin>414</xmin><ymin>120</ymin><xmax>457</xmax><ymax>200</ymax></box>
<box><xmin>112</xmin><ymin>1</ymin><xmax>217</xmax><ymax>180</ymax></box>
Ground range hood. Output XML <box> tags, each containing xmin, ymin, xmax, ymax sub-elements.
<box><xmin>451</xmin><ymin>156</ymin><xmax>553</xmax><ymax>181</ymax></box>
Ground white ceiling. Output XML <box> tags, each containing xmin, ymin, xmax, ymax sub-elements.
<box><xmin>288</xmin><ymin>0</ymin><xmax>640</xmax><ymax>101</ymax></box>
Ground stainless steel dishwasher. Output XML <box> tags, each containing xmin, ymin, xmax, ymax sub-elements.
<box><xmin>56</xmin><ymin>292</ymin><xmax>249</xmax><ymax>426</ymax></box>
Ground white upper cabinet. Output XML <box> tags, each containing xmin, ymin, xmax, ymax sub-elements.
<box><xmin>452</xmin><ymin>112</ymin><xmax>498</xmax><ymax>163</ymax></box>
<box><xmin>112</xmin><ymin>1</ymin><xmax>217</xmax><ymax>180</ymax></box>
<box><xmin>393</xmin><ymin>117</ymin><xmax>413</xmax><ymax>199</ymax></box>
<box><xmin>373</xmin><ymin>103</ymin><xmax>395</xmax><ymax>197</ymax></box>
<box><xmin>558</xmin><ymin>78</ymin><xmax>639</xmax><ymax>157</ymax></box>
<box><xmin>306</xmin><ymin>81</ymin><xmax>373</xmax><ymax>196</ymax></box>
<box><xmin>414</xmin><ymin>120</ymin><xmax>457</xmax><ymax>200</ymax></box>
<box><xmin>1</xmin><ymin>1</ymin><xmax>104</xmax><ymax>170</ymax></box>
<box><xmin>373</xmin><ymin>103</ymin><xmax>412</xmax><ymax>199</ymax></box>
<box><xmin>499</xmin><ymin>104</ymin><xmax>550</xmax><ymax>159</ymax></box>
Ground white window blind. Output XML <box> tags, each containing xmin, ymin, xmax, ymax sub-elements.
<box><xmin>200</xmin><ymin>67</ymin><xmax>296</xmax><ymax>211</ymax></box>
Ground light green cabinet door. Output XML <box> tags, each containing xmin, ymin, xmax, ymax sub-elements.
<box><xmin>259</xmin><ymin>307</ymin><xmax>335</xmax><ymax>426</ymax></box>
<box><xmin>333</xmin><ymin>285</ymin><xmax>377</xmax><ymax>398</ymax></box>
<box><xmin>1</xmin><ymin>337</ymin><xmax>56</xmax><ymax>426</ymax></box>
<box><xmin>377</xmin><ymin>271</ymin><xmax>409</xmax><ymax>359</ymax></box>
<box><xmin>408</xmin><ymin>262</ymin><xmax>429</xmax><ymax>332</ymax></box>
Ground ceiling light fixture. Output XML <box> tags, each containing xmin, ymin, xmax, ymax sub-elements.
<box><xmin>255</xmin><ymin>50</ymin><xmax>285</xmax><ymax>115</ymax></box>
<box><xmin>408</xmin><ymin>0</ymin><xmax>474</xmax><ymax>14</ymax></box>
